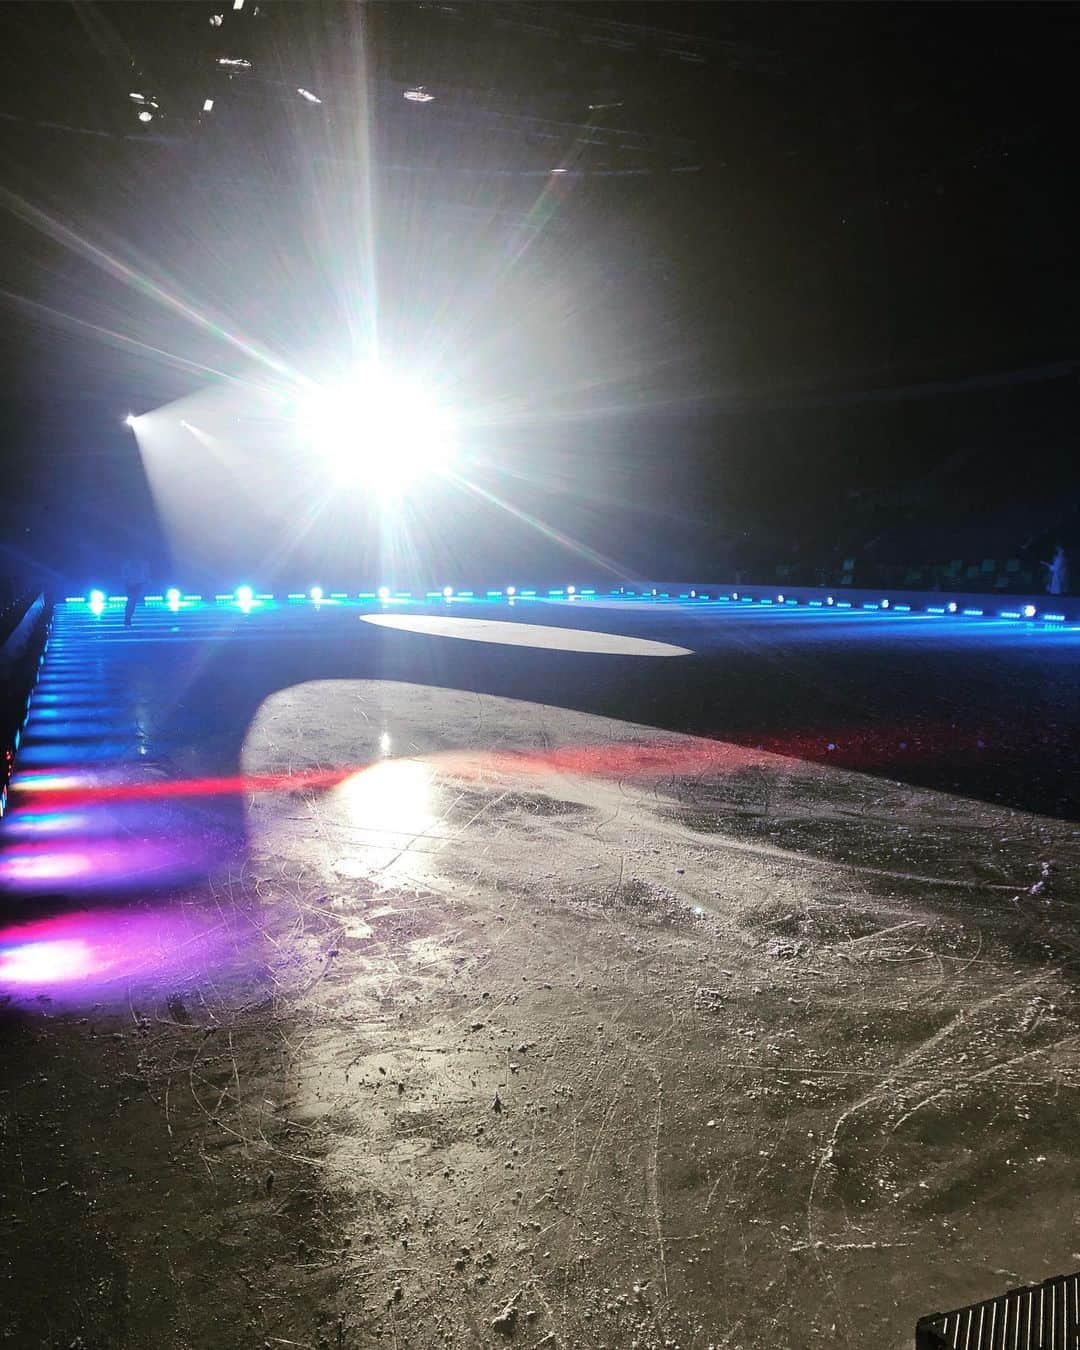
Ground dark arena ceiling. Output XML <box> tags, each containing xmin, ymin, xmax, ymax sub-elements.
<box><xmin>0</xmin><ymin>2</ymin><xmax>1076</xmax><ymax>414</ymax></box>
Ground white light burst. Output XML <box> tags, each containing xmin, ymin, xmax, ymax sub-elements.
<box><xmin>296</xmin><ymin>365</ymin><xmax>455</xmax><ymax>496</ymax></box>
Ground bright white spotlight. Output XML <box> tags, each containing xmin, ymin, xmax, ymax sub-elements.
<box><xmin>506</xmin><ymin>586</ymin><xmax>516</xmax><ymax>597</ymax></box>
<box><xmin>123</xmin><ymin>413</ymin><xmax>138</xmax><ymax>427</ymax></box>
<box><xmin>297</xmin><ymin>87</ymin><xmax>322</xmax><ymax>104</ymax></box>
<box><xmin>442</xmin><ymin>586</ymin><xmax>453</xmax><ymax>599</ymax></box>
<box><xmin>203</xmin><ymin>98</ymin><xmax>214</xmax><ymax>113</ymax></box>
<box><xmin>236</xmin><ymin>585</ymin><xmax>254</xmax><ymax>606</ymax></box>
<box><xmin>297</xmin><ymin>365</ymin><xmax>455</xmax><ymax>494</ymax></box>
<box><xmin>138</xmin><ymin>110</ymin><xmax>153</xmax><ymax>123</ymax></box>
<box><xmin>403</xmin><ymin>86</ymin><xmax>434</xmax><ymax>103</ymax></box>
<box><xmin>378</xmin><ymin>586</ymin><xmax>391</xmax><ymax>601</ymax></box>
<box><xmin>310</xmin><ymin>586</ymin><xmax>324</xmax><ymax>602</ymax></box>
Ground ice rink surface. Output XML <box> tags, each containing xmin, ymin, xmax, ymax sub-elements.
<box><xmin>1</xmin><ymin>595</ymin><xmax>1078</xmax><ymax>1348</ymax></box>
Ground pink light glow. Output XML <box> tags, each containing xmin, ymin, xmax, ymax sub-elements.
<box><xmin>0</xmin><ymin>938</ymin><xmax>95</xmax><ymax>984</ymax></box>
<box><xmin>0</xmin><ymin>850</ymin><xmax>94</xmax><ymax>882</ymax></box>
<box><xmin>0</xmin><ymin>907</ymin><xmax>232</xmax><ymax>997</ymax></box>
<box><xmin>0</xmin><ymin>836</ymin><xmax>211</xmax><ymax>891</ymax></box>
<box><xmin>11</xmin><ymin>764</ymin><xmax>354</xmax><ymax>808</ymax></box>
<box><xmin>7</xmin><ymin>721</ymin><xmax>989</xmax><ymax>819</ymax></box>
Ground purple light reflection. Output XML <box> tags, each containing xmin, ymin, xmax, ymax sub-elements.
<box><xmin>0</xmin><ymin>829</ymin><xmax>231</xmax><ymax>893</ymax></box>
<box><xmin>1</xmin><ymin>810</ymin><xmax>98</xmax><ymax>838</ymax></box>
<box><xmin>0</xmin><ymin>906</ymin><xmax>232</xmax><ymax>999</ymax></box>
<box><xmin>1</xmin><ymin>848</ymin><xmax>94</xmax><ymax>882</ymax></box>
<box><xmin>9</xmin><ymin>770</ymin><xmax>86</xmax><ymax>792</ymax></box>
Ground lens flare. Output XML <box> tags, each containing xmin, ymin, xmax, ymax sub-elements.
<box><xmin>296</xmin><ymin>365</ymin><xmax>455</xmax><ymax>494</ymax></box>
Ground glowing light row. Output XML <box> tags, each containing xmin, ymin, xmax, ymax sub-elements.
<box><xmin>63</xmin><ymin>588</ymin><xmax>1075</xmax><ymax>625</ymax></box>
<box><xmin>74</xmin><ymin>585</ymin><xmax>590</xmax><ymax>607</ymax></box>
<box><xmin>716</xmin><ymin>592</ymin><xmax>1066</xmax><ymax>623</ymax></box>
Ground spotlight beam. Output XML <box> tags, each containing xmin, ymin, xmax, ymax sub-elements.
<box><xmin>0</xmin><ymin>285</ymin><xmax>275</xmax><ymax>390</ymax></box>
<box><xmin>448</xmin><ymin>471</ymin><xmax>629</xmax><ymax>580</ymax></box>
<box><xmin>0</xmin><ymin>185</ymin><xmax>298</xmax><ymax>380</ymax></box>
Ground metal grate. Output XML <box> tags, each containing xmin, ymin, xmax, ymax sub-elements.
<box><xmin>917</xmin><ymin>1271</ymin><xmax>1080</xmax><ymax>1349</ymax></box>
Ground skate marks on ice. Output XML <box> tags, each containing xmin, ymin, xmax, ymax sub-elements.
<box><xmin>236</xmin><ymin>680</ymin><xmax>1080</xmax><ymax>1349</ymax></box>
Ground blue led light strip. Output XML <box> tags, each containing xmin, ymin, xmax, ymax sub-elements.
<box><xmin>55</xmin><ymin>585</ymin><xmax>1077</xmax><ymax>632</ymax></box>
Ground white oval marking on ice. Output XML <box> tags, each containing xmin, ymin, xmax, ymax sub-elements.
<box><xmin>360</xmin><ymin>613</ymin><xmax>691</xmax><ymax>657</ymax></box>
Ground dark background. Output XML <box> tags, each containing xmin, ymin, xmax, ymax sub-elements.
<box><xmin>0</xmin><ymin>2</ymin><xmax>1077</xmax><ymax>589</ymax></box>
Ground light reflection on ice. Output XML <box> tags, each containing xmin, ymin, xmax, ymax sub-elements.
<box><xmin>325</xmin><ymin>758</ymin><xmax>445</xmax><ymax>886</ymax></box>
